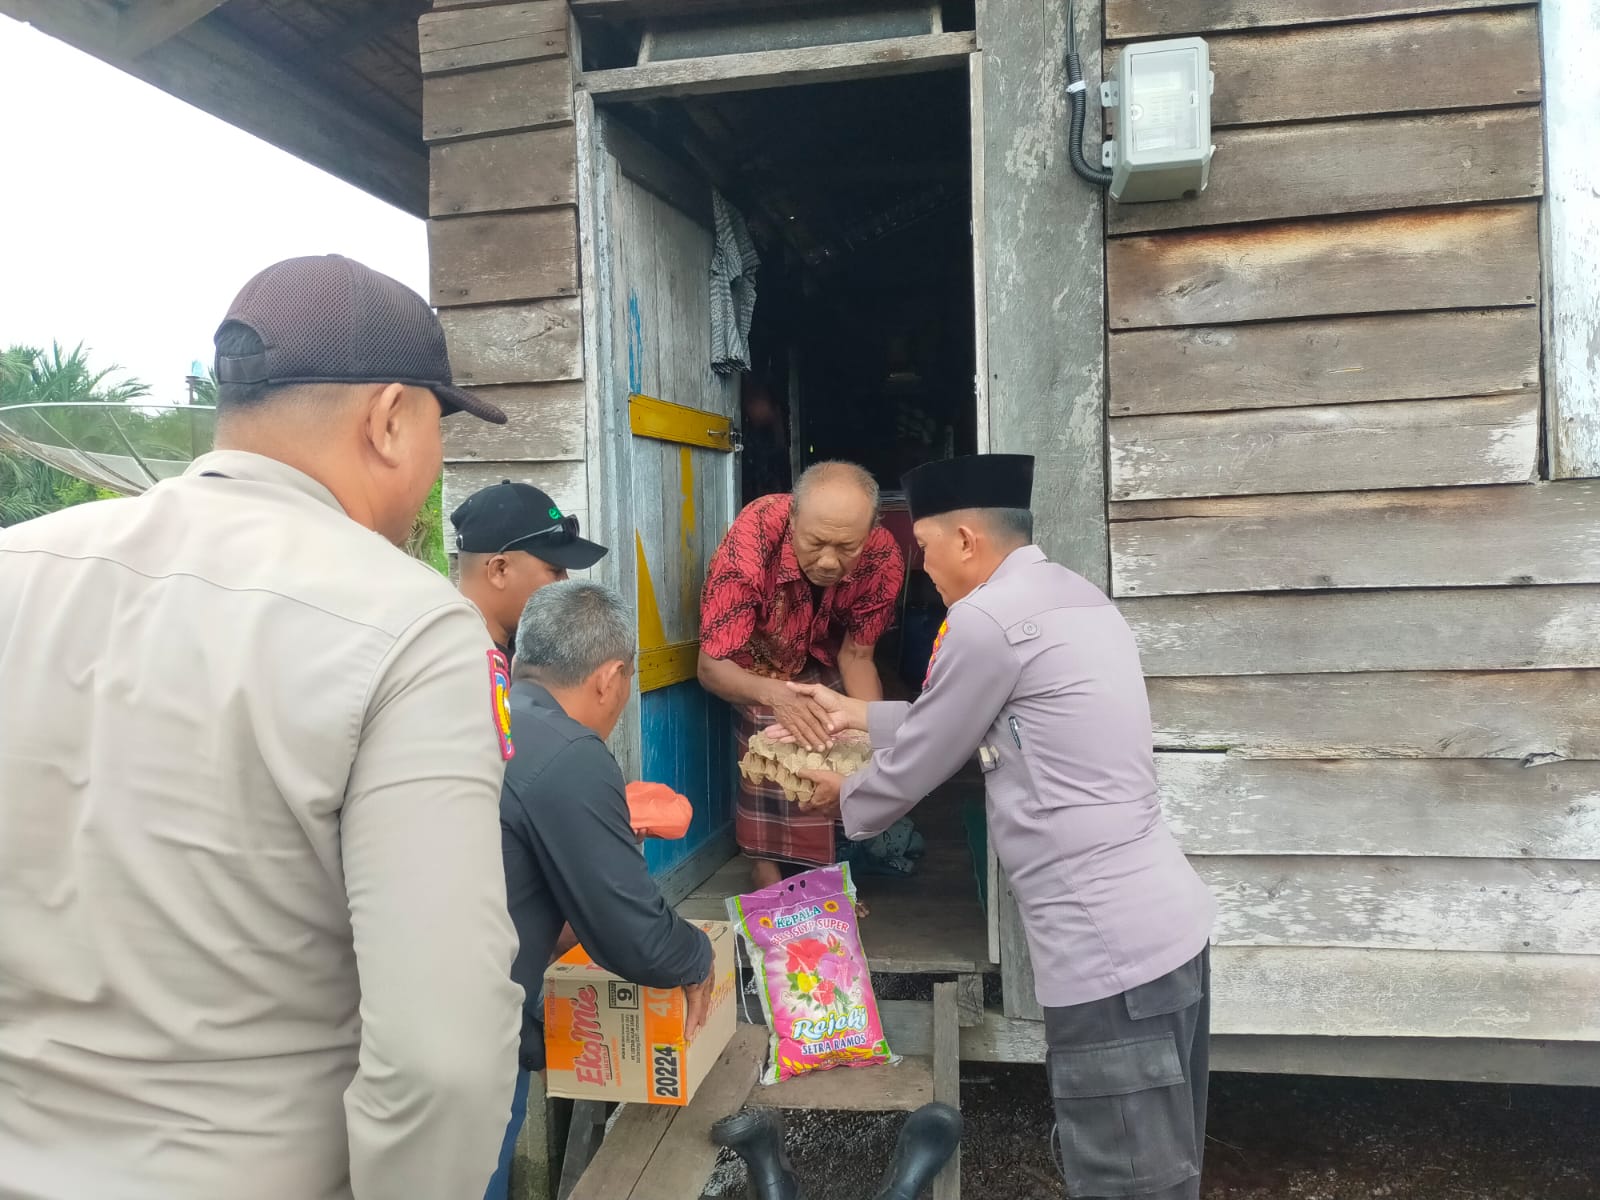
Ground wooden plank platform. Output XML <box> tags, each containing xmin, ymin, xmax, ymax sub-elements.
<box><xmin>749</xmin><ymin>1054</ymin><xmax>936</xmax><ymax>1112</ymax></box>
<box><xmin>675</xmin><ymin>787</ymin><xmax>993</xmax><ymax>975</ymax></box>
<box><xmin>567</xmin><ymin>1016</ymin><xmax>961</xmax><ymax>1198</ymax></box>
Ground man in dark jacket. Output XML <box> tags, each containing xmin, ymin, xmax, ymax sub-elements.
<box><xmin>486</xmin><ymin>579</ymin><xmax>714</xmax><ymax>1200</ymax></box>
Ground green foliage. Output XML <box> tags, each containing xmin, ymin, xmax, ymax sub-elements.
<box><xmin>407</xmin><ymin>477</ymin><xmax>447</xmax><ymax>574</ymax></box>
<box><xmin>0</xmin><ymin>342</ymin><xmax>152</xmax><ymax>526</ymax></box>
<box><xmin>1</xmin><ymin>343</ymin><xmax>446</xmax><ymax>578</ymax></box>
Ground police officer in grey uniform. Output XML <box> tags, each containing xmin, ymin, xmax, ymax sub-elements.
<box><xmin>0</xmin><ymin>256</ymin><xmax>523</xmax><ymax>1200</ymax></box>
<box><xmin>783</xmin><ymin>454</ymin><xmax>1215</xmax><ymax>1200</ymax></box>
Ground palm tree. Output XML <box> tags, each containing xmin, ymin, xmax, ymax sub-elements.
<box><xmin>0</xmin><ymin>342</ymin><xmax>152</xmax><ymax>523</ymax></box>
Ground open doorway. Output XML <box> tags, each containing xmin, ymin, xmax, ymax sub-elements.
<box><xmin>616</xmin><ymin>67</ymin><xmax>978</xmax><ymax>700</ymax></box>
<box><xmin>595</xmin><ymin>62</ymin><xmax>991</xmax><ymax>976</ymax></box>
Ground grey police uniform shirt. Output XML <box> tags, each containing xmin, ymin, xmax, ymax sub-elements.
<box><xmin>842</xmin><ymin>545</ymin><xmax>1215</xmax><ymax>1008</ymax></box>
<box><xmin>500</xmin><ymin>681</ymin><xmax>712</xmax><ymax>1070</ymax></box>
<box><xmin>0</xmin><ymin>451</ymin><xmax>522</xmax><ymax>1200</ymax></box>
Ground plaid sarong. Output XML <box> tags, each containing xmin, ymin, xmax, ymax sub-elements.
<box><xmin>733</xmin><ymin>663</ymin><xmax>843</xmax><ymax>867</ymax></box>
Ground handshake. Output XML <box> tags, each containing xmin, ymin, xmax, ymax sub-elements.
<box><xmin>754</xmin><ymin>681</ymin><xmax>875</xmax><ymax>816</ymax></box>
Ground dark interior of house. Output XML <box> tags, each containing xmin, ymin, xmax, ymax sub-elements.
<box><xmin>615</xmin><ymin>67</ymin><xmax>978</xmax><ymax>696</ymax></box>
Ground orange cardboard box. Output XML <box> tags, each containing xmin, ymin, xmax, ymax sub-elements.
<box><xmin>543</xmin><ymin>920</ymin><xmax>736</xmax><ymax>1105</ymax></box>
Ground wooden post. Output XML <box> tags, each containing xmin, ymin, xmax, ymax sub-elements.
<box><xmin>932</xmin><ymin>981</ymin><xmax>962</xmax><ymax>1200</ymax></box>
<box><xmin>977</xmin><ymin>0</ymin><xmax>1107</xmax><ymax>1024</ymax></box>
<box><xmin>1541</xmin><ymin>0</ymin><xmax>1600</xmax><ymax>479</ymax></box>
<box><xmin>509</xmin><ymin>1076</ymin><xmax>556</xmax><ymax>1200</ymax></box>
<box><xmin>955</xmin><ymin>973</ymin><xmax>984</xmax><ymax>1027</ymax></box>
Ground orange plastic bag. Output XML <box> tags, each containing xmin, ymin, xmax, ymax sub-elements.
<box><xmin>625</xmin><ymin>781</ymin><xmax>693</xmax><ymax>841</ymax></box>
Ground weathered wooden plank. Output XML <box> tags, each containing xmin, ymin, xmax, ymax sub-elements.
<box><xmin>1147</xmin><ymin>669</ymin><xmax>1600</xmax><ymax>760</ymax></box>
<box><xmin>429</xmin><ymin>209</ymin><xmax>578</xmax><ymax>306</ymax></box>
<box><xmin>1125</xmin><ymin>585</ymin><xmax>1600</xmax><ymax>676</ymax></box>
<box><xmin>1204</xmin><ymin>857</ymin><xmax>1600</xmax><ymax>955</ymax></box>
<box><xmin>1108</xmin><ymin>204</ymin><xmax>1540</xmax><ymax>330</ymax></box>
<box><xmin>118</xmin><ymin>0</ymin><xmax>225</xmax><ymax>58</ymax></box>
<box><xmin>1110</xmin><ymin>481</ymin><xmax>1600</xmax><ymax>596</ymax></box>
<box><xmin>931</xmin><ymin>982</ymin><xmax>960</xmax><ymax>1200</ymax></box>
<box><xmin>1157</xmin><ymin>755</ymin><xmax>1600</xmax><ymax>859</ymax></box>
<box><xmin>1108</xmin><ymin>309</ymin><xmax>1540</xmax><ymax>417</ymax></box>
<box><xmin>1105</xmin><ymin>0</ymin><xmax>1535</xmax><ymax>40</ymax></box>
<box><xmin>419</xmin><ymin>1</ymin><xmax>566</xmax><ymax>75</ymax></box>
<box><xmin>601</xmin><ymin>118</ymin><xmax>713</xmax><ymax>227</ymax></box>
<box><xmin>1108</xmin><ymin>107</ymin><xmax>1543</xmax><ymax>235</ymax></box>
<box><xmin>578</xmin><ymin>32</ymin><xmax>976</xmax><ymax>101</ymax></box>
<box><xmin>558</xmin><ymin>1100</ymin><xmax>613</xmax><ymax>1200</ymax></box>
<box><xmin>424</xmin><ymin>56</ymin><xmax>574</xmax><ymax>143</ymax></box>
<box><xmin>429</xmin><ymin>128</ymin><xmax>578</xmax><ymax>217</ymax></box>
<box><xmin>1214</xmin><ymin>947</ymin><xmax>1600</xmax><ymax>1041</ymax></box>
<box><xmin>955</xmin><ymin>974</ymin><xmax>984</xmax><ymax>1028</ymax></box>
<box><xmin>1543</xmin><ymin>0</ymin><xmax>1600</xmax><ymax>480</ymax></box>
<box><xmin>1192</xmin><ymin>9</ymin><xmax>1542</xmax><ymax>127</ymax></box>
<box><xmin>646</xmin><ymin>6</ymin><xmax>938</xmax><ymax>62</ymax></box>
<box><xmin>884</xmin><ymin>949</ymin><xmax>1600</xmax><ymax>1051</ymax></box>
<box><xmin>680</xmin><ymin>848</ymin><xmax>991</xmax><ymax>974</ymax></box>
<box><xmin>1109</xmin><ymin>392</ymin><xmax>1537</xmax><ymax>501</ymax></box>
<box><xmin>510</xmin><ymin>1069</ymin><xmax>554</xmax><ymax>1200</ymax></box>
<box><xmin>1213</xmin><ymin>1035</ymin><xmax>1600</xmax><ymax>1088</ymax></box>
<box><xmin>980</xmin><ymin>0</ymin><xmax>1101</xmax><ymax>1024</ymax></box>
<box><xmin>443</xmin><ymin>381</ymin><xmax>586</xmax><ymax>464</ymax></box>
<box><xmin>749</xmin><ymin>1055</ymin><xmax>935</xmax><ymax>1111</ymax></box>
<box><xmin>442</xmin><ymin>461</ymin><xmax>587</xmax><ymax>539</ymax></box>
<box><xmin>564</xmin><ymin>1102</ymin><xmax>674</xmax><ymax>1200</ymax></box>
<box><xmin>439</xmin><ymin>298</ymin><xmax>583</xmax><ymax>386</ymax></box>
<box><xmin>625</xmin><ymin>1026</ymin><xmax>764</xmax><ymax>1200</ymax></box>
<box><xmin>569</xmin><ymin>0</ymin><xmax>861</xmax><ymax>15</ymax></box>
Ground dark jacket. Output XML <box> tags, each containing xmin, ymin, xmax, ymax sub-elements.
<box><xmin>500</xmin><ymin>681</ymin><xmax>712</xmax><ymax>1069</ymax></box>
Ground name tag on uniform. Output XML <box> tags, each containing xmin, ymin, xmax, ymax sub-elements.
<box><xmin>978</xmin><ymin>744</ymin><xmax>1001</xmax><ymax>773</ymax></box>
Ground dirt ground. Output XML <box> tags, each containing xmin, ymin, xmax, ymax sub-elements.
<box><xmin>705</xmin><ymin>1066</ymin><xmax>1600</xmax><ymax>1199</ymax></box>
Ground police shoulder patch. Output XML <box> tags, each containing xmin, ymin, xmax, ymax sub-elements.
<box><xmin>488</xmin><ymin>649</ymin><xmax>515</xmax><ymax>761</ymax></box>
<box><xmin>922</xmin><ymin>619</ymin><xmax>949</xmax><ymax>688</ymax></box>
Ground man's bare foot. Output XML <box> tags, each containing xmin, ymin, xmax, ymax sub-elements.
<box><xmin>749</xmin><ymin>857</ymin><xmax>784</xmax><ymax>891</ymax></box>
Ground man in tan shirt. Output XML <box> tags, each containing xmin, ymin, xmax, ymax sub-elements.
<box><xmin>0</xmin><ymin>256</ymin><xmax>523</xmax><ymax>1200</ymax></box>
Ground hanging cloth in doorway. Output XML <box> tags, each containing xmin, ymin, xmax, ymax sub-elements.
<box><xmin>710</xmin><ymin>189</ymin><xmax>760</xmax><ymax>375</ymax></box>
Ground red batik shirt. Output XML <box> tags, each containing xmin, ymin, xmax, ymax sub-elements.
<box><xmin>700</xmin><ymin>494</ymin><xmax>905</xmax><ymax>680</ymax></box>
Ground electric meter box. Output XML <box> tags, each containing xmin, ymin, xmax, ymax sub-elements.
<box><xmin>1102</xmin><ymin>37</ymin><xmax>1215</xmax><ymax>204</ymax></box>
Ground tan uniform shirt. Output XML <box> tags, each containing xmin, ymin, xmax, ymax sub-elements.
<box><xmin>0</xmin><ymin>451</ymin><xmax>522</xmax><ymax>1200</ymax></box>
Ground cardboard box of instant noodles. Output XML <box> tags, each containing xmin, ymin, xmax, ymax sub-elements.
<box><xmin>543</xmin><ymin>920</ymin><xmax>737</xmax><ymax>1105</ymax></box>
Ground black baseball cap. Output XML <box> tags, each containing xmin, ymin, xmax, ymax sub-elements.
<box><xmin>450</xmin><ymin>480</ymin><xmax>609</xmax><ymax>570</ymax></box>
<box><xmin>214</xmin><ymin>254</ymin><xmax>507</xmax><ymax>424</ymax></box>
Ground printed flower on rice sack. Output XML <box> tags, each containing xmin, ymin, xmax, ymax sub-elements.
<box><xmin>785</xmin><ymin>937</ymin><xmax>828</xmax><ymax>975</ymax></box>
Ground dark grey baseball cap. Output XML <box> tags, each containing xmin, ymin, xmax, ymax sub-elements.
<box><xmin>213</xmin><ymin>254</ymin><xmax>506</xmax><ymax>424</ymax></box>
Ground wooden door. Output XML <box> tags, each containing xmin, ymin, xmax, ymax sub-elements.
<box><xmin>587</xmin><ymin>109</ymin><xmax>741</xmax><ymax>883</ymax></box>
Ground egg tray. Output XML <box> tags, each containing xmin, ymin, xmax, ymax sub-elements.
<box><xmin>738</xmin><ymin>733</ymin><xmax>871</xmax><ymax>806</ymax></box>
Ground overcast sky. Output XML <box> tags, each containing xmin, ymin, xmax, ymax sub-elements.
<box><xmin>0</xmin><ymin>15</ymin><xmax>428</xmax><ymax>404</ymax></box>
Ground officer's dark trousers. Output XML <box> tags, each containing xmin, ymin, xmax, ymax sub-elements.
<box><xmin>1043</xmin><ymin>947</ymin><xmax>1210</xmax><ymax>1199</ymax></box>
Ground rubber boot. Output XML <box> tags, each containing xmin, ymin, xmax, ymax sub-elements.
<box><xmin>709</xmin><ymin>1108</ymin><xmax>805</xmax><ymax>1200</ymax></box>
<box><xmin>872</xmin><ymin>1102</ymin><xmax>964</xmax><ymax>1200</ymax></box>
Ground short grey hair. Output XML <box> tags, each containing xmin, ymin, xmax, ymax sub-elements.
<box><xmin>514</xmin><ymin>580</ymin><xmax>636</xmax><ymax>688</ymax></box>
<box><xmin>793</xmin><ymin>461</ymin><xmax>879</xmax><ymax>515</ymax></box>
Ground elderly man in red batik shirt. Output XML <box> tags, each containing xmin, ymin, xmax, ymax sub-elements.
<box><xmin>698</xmin><ymin>461</ymin><xmax>906</xmax><ymax>891</ymax></box>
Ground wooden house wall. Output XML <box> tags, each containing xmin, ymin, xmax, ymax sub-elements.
<box><xmin>1102</xmin><ymin>0</ymin><xmax>1600</xmax><ymax>1047</ymax></box>
<box><xmin>421</xmin><ymin>0</ymin><xmax>589</xmax><ymax>543</ymax></box>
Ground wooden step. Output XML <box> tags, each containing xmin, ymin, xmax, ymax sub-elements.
<box><xmin>565</xmin><ymin>985</ymin><xmax>963</xmax><ymax>1198</ymax></box>
<box><xmin>748</xmin><ymin>1053</ymin><xmax>935</xmax><ymax>1112</ymax></box>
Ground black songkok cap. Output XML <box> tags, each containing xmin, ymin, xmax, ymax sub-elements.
<box><xmin>902</xmin><ymin>454</ymin><xmax>1035</xmax><ymax>522</ymax></box>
